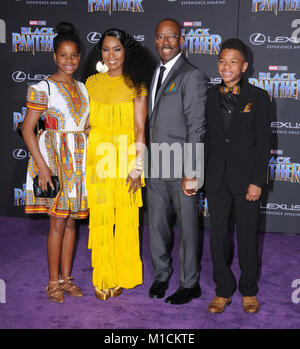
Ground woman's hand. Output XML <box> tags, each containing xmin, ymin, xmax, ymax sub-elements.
<box><xmin>131</xmin><ymin>95</ymin><xmax>146</xmax><ymax>194</ymax></box>
<box><xmin>126</xmin><ymin>169</ymin><xmax>142</xmax><ymax>194</ymax></box>
<box><xmin>84</xmin><ymin>127</ymin><xmax>91</xmax><ymax>136</ymax></box>
<box><xmin>38</xmin><ymin>164</ymin><xmax>54</xmax><ymax>192</ymax></box>
<box><xmin>84</xmin><ymin>117</ymin><xmax>90</xmax><ymax>136</ymax></box>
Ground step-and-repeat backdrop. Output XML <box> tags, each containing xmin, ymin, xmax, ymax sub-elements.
<box><xmin>0</xmin><ymin>0</ymin><xmax>299</xmax><ymax>234</ymax></box>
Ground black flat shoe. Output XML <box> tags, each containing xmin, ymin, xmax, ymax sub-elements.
<box><xmin>149</xmin><ymin>281</ymin><xmax>168</xmax><ymax>299</ymax></box>
<box><xmin>165</xmin><ymin>286</ymin><xmax>201</xmax><ymax>305</ymax></box>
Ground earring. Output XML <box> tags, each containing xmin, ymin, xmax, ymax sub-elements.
<box><xmin>96</xmin><ymin>60</ymin><xmax>109</xmax><ymax>73</ymax></box>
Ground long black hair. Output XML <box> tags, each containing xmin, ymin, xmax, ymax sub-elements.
<box><xmin>53</xmin><ymin>22</ymin><xmax>81</xmax><ymax>53</ymax></box>
<box><xmin>82</xmin><ymin>28</ymin><xmax>156</xmax><ymax>93</ymax></box>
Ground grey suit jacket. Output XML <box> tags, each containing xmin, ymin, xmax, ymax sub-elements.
<box><xmin>148</xmin><ymin>54</ymin><xmax>207</xmax><ymax>183</ymax></box>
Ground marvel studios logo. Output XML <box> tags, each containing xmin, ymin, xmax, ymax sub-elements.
<box><xmin>270</xmin><ymin>149</ymin><xmax>283</xmax><ymax>155</ymax></box>
<box><xmin>29</xmin><ymin>20</ymin><xmax>46</xmax><ymax>26</ymax></box>
<box><xmin>268</xmin><ymin>66</ymin><xmax>288</xmax><ymax>71</ymax></box>
<box><xmin>183</xmin><ymin>21</ymin><xmax>202</xmax><ymax>27</ymax></box>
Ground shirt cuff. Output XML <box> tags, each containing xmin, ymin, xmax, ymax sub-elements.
<box><xmin>251</xmin><ymin>183</ymin><xmax>261</xmax><ymax>188</ymax></box>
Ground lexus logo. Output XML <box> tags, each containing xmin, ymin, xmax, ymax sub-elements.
<box><xmin>133</xmin><ymin>34</ymin><xmax>144</xmax><ymax>42</ymax></box>
<box><xmin>87</xmin><ymin>32</ymin><xmax>101</xmax><ymax>44</ymax></box>
<box><xmin>12</xmin><ymin>71</ymin><xmax>50</xmax><ymax>83</ymax></box>
<box><xmin>12</xmin><ymin>71</ymin><xmax>26</xmax><ymax>83</ymax></box>
<box><xmin>249</xmin><ymin>33</ymin><xmax>266</xmax><ymax>45</ymax></box>
<box><xmin>13</xmin><ymin>148</ymin><xmax>27</xmax><ymax>160</ymax></box>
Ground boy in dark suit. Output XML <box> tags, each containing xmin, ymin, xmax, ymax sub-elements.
<box><xmin>205</xmin><ymin>39</ymin><xmax>271</xmax><ymax>313</ymax></box>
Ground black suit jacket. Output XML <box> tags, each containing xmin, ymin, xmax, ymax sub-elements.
<box><xmin>205</xmin><ymin>79</ymin><xmax>271</xmax><ymax>194</ymax></box>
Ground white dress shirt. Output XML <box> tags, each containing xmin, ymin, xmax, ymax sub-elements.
<box><xmin>151</xmin><ymin>53</ymin><xmax>182</xmax><ymax>111</ymax></box>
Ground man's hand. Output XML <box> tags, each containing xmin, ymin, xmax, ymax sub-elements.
<box><xmin>246</xmin><ymin>184</ymin><xmax>261</xmax><ymax>201</ymax></box>
<box><xmin>182</xmin><ymin>177</ymin><xmax>198</xmax><ymax>197</ymax></box>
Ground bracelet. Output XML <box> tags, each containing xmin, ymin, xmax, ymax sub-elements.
<box><xmin>134</xmin><ymin>154</ymin><xmax>144</xmax><ymax>175</ymax></box>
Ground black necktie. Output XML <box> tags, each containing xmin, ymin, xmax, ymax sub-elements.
<box><xmin>155</xmin><ymin>66</ymin><xmax>166</xmax><ymax>100</ymax></box>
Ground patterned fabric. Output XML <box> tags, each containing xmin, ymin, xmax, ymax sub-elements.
<box><xmin>166</xmin><ymin>82</ymin><xmax>176</xmax><ymax>93</ymax></box>
<box><xmin>242</xmin><ymin>103</ymin><xmax>253</xmax><ymax>112</ymax></box>
<box><xmin>26</xmin><ymin>86</ymin><xmax>48</xmax><ymax>111</ymax></box>
<box><xmin>51</xmin><ymin>80</ymin><xmax>88</xmax><ymax>126</ymax></box>
<box><xmin>85</xmin><ymin>72</ymin><xmax>147</xmax><ymax>290</ymax></box>
<box><xmin>25</xmin><ymin>79</ymin><xmax>90</xmax><ymax>219</ymax></box>
<box><xmin>219</xmin><ymin>83</ymin><xmax>241</xmax><ymax>96</ymax></box>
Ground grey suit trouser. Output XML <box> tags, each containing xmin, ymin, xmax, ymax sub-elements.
<box><xmin>147</xmin><ymin>179</ymin><xmax>201</xmax><ymax>289</ymax></box>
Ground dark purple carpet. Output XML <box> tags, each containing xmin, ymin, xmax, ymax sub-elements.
<box><xmin>0</xmin><ymin>216</ymin><xmax>299</xmax><ymax>329</ymax></box>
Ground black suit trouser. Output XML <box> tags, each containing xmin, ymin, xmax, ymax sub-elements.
<box><xmin>206</xmin><ymin>175</ymin><xmax>260</xmax><ymax>298</ymax></box>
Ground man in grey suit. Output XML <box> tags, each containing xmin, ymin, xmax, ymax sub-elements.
<box><xmin>147</xmin><ymin>18</ymin><xmax>207</xmax><ymax>305</ymax></box>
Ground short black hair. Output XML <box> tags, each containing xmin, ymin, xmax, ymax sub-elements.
<box><xmin>155</xmin><ymin>18</ymin><xmax>181</xmax><ymax>34</ymax></box>
<box><xmin>53</xmin><ymin>22</ymin><xmax>81</xmax><ymax>53</ymax></box>
<box><xmin>219</xmin><ymin>38</ymin><xmax>248</xmax><ymax>61</ymax></box>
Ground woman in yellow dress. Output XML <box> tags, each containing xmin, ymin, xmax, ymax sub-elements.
<box><xmin>83</xmin><ymin>29</ymin><xmax>155</xmax><ymax>300</ymax></box>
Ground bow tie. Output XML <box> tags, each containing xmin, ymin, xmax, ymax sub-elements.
<box><xmin>219</xmin><ymin>84</ymin><xmax>240</xmax><ymax>96</ymax></box>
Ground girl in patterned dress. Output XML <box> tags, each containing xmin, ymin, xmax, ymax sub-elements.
<box><xmin>22</xmin><ymin>23</ymin><xmax>90</xmax><ymax>303</ymax></box>
<box><xmin>83</xmin><ymin>29</ymin><xmax>155</xmax><ymax>300</ymax></box>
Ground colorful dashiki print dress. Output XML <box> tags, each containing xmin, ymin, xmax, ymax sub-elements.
<box><xmin>25</xmin><ymin>78</ymin><xmax>90</xmax><ymax>219</ymax></box>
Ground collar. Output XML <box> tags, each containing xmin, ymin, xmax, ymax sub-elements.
<box><xmin>159</xmin><ymin>52</ymin><xmax>182</xmax><ymax>71</ymax></box>
<box><xmin>220</xmin><ymin>77</ymin><xmax>243</xmax><ymax>88</ymax></box>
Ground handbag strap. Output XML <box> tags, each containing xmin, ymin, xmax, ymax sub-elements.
<box><xmin>37</xmin><ymin>79</ymin><xmax>51</xmax><ymax>134</ymax></box>
<box><xmin>43</xmin><ymin>79</ymin><xmax>51</xmax><ymax>96</ymax></box>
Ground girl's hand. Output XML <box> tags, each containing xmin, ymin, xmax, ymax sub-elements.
<box><xmin>38</xmin><ymin>164</ymin><xmax>54</xmax><ymax>192</ymax></box>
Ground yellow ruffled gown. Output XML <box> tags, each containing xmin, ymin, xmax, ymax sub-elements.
<box><xmin>85</xmin><ymin>72</ymin><xmax>146</xmax><ymax>290</ymax></box>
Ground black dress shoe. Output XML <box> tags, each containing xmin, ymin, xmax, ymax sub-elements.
<box><xmin>149</xmin><ymin>281</ymin><xmax>168</xmax><ymax>299</ymax></box>
<box><xmin>165</xmin><ymin>286</ymin><xmax>201</xmax><ymax>305</ymax></box>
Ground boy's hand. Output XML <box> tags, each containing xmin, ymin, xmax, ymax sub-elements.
<box><xmin>246</xmin><ymin>184</ymin><xmax>261</xmax><ymax>201</ymax></box>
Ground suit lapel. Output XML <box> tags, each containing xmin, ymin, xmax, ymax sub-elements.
<box><xmin>227</xmin><ymin>80</ymin><xmax>249</xmax><ymax>131</ymax></box>
<box><xmin>211</xmin><ymin>86</ymin><xmax>226</xmax><ymax>135</ymax></box>
<box><xmin>150</xmin><ymin>55</ymin><xmax>185</xmax><ymax>119</ymax></box>
<box><xmin>234</xmin><ymin>80</ymin><xmax>248</xmax><ymax>116</ymax></box>
<box><xmin>148</xmin><ymin>63</ymin><xmax>160</xmax><ymax>117</ymax></box>
<box><xmin>214</xmin><ymin>80</ymin><xmax>250</xmax><ymax>135</ymax></box>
